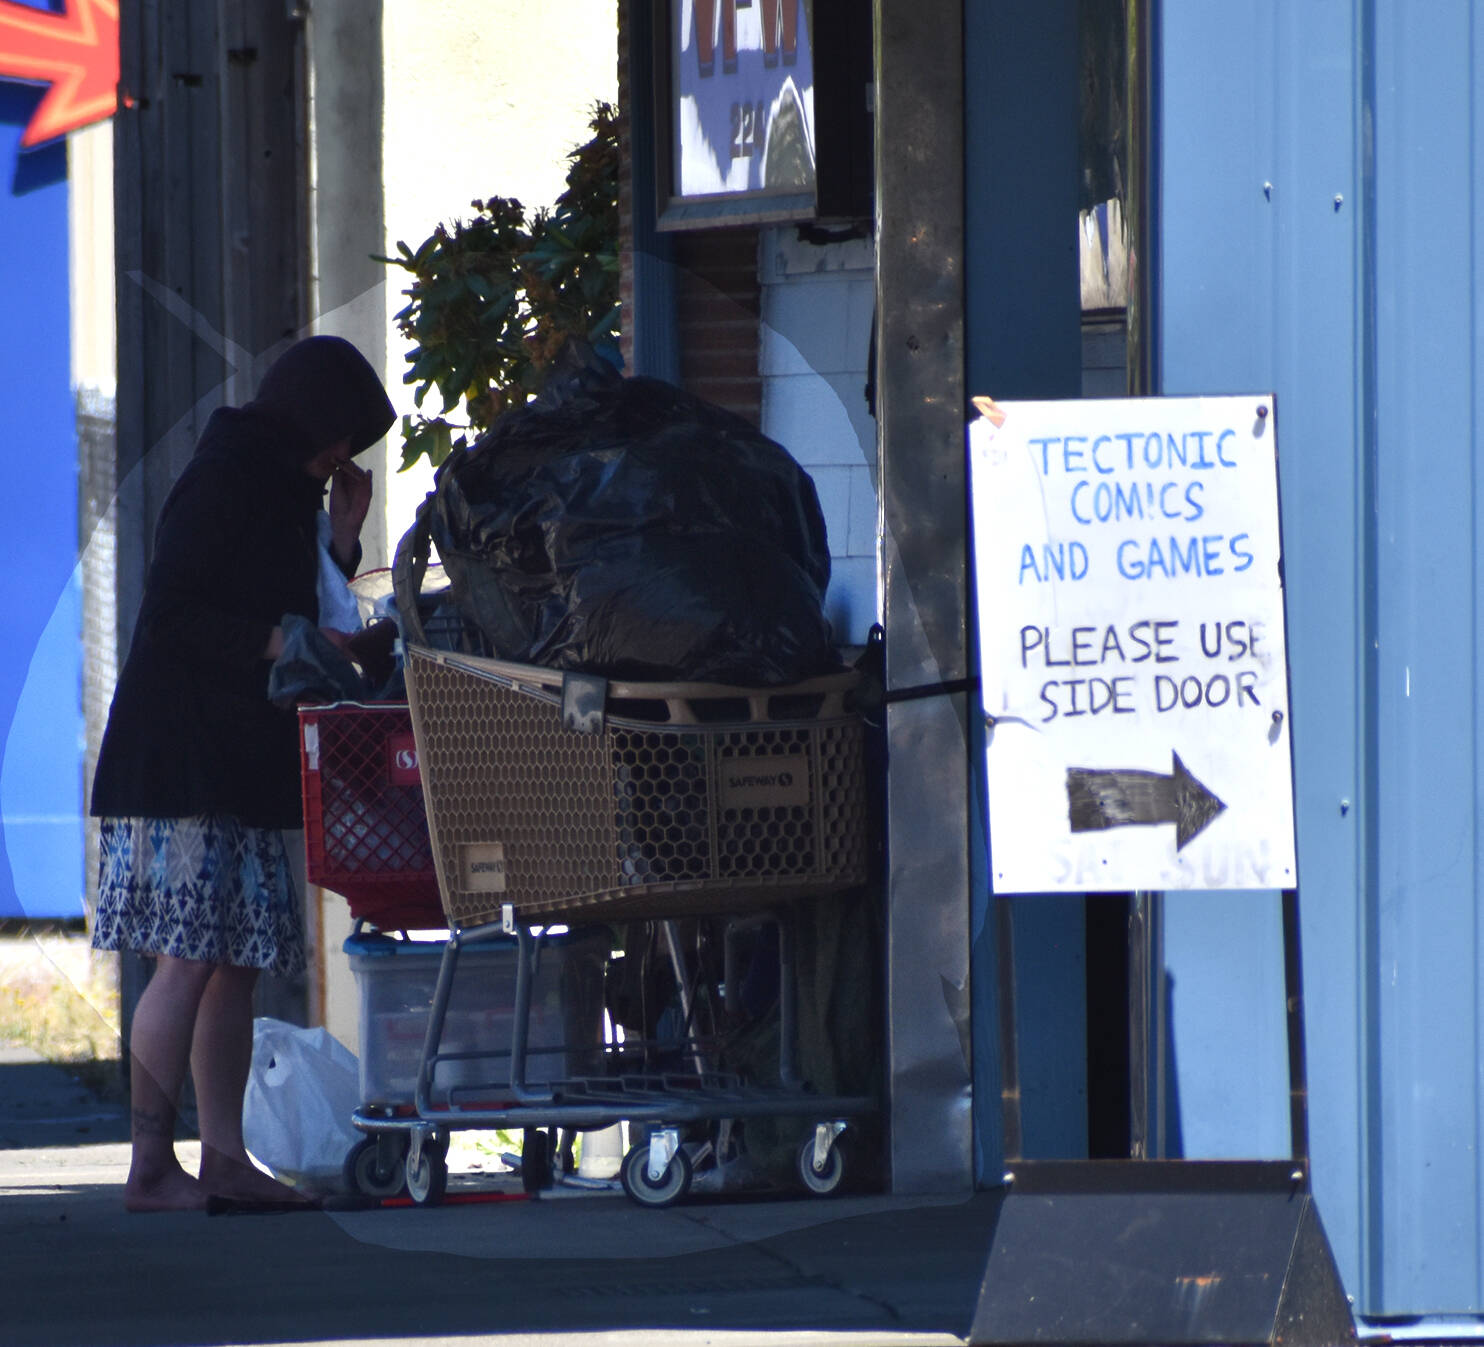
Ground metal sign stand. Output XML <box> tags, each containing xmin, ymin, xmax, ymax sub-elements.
<box><xmin>969</xmin><ymin>883</ymin><xmax>1354</xmax><ymax>1347</ymax></box>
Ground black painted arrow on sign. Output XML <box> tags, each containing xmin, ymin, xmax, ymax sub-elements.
<box><xmin>1066</xmin><ymin>752</ymin><xmax>1227</xmax><ymax>850</ymax></box>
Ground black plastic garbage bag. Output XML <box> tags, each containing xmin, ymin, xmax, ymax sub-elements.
<box><xmin>395</xmin><ymin>357</ymin><xmax>840</xmax><ymax>685</ymax></box>
<box><xmin>268</xmin><ymin>614</ymin><xmax>370</xmax><ymax>707</ymax></box>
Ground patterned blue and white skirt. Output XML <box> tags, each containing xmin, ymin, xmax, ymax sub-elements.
<box><xmin>92</xmin><ymin>815</ymin><xmax>306</xmax><ymax>977</ymax></box>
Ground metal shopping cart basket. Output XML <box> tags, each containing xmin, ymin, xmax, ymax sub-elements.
<box><xmin>345</xmin><ymin>643</ymin><xmax>878</xmax><ymax>1207</ymax></box>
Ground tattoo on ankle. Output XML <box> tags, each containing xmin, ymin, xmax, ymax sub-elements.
<box><xmin>131</xmin><ymin>1107</ymin><xmax>174</xmax><ymax>1139</ymax></box>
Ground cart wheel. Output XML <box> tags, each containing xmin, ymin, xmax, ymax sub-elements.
<box><xmin>345</xmin><ymin>1135</ymin><xmax>407</xmax><ymax>1199</ymax></box>
<box><xmin>405</xmin><ymin>1143</ymin><xmax>448</xmax><ymax>1206</ymax></box>
<box><xmin>620</xmin><ymin>1142</ymin><xmax>693</xmax><ymax>1209</ymax></box>
<box><xmin>520</xmin><ymin>1128</ymin><xmax>553</xmax><ymax>1193</ymax></box>
<box><xmin>796</xmin><ymin>1135</ymin><xmax>846</xmax><ymax>1196</ymax></box>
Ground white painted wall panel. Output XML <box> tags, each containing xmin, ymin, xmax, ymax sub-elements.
<box><xmin>845</xmin><ymin>464</ymin><xmax>878</xmax><ymax>558</ymax></box>
<box><xmin>809</xmin><ymin>463</ymin><xmax>853</xmax><ymax>561</ymax></box>
<box><xmin>759</xmin><ymin>227</ymin><xmax>878</xmax><ymax>644</ymax></box>
<box><xmin>825</xmin><ymin>556</ymin><xmax>879</xmax><ymax>647</ymax></box>
<box><xmin>764</xmin><ymin>372</ymin><xmax>876</xmax><ymax>467</ymax></box>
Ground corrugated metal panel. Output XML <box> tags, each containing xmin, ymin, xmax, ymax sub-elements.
<box><xmin>1368</xmin><ymin>1</ymin><xmax>1484</xmax><ymax>1314</ymax></box>
<box><xmin>1156</xmin><ymin>0</ymin><xmax>1356</xmax><ymax>1179</ymax></box>
<box><xmin>1158</xmin><ymin>0</ymin><xmax>1484</xmax><ymax>1318</ymax></box>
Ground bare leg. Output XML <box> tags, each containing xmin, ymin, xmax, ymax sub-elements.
<box><xmin>192</xmin><ymin>963</ymin><xmax>312</xmax><ymax>1203</ymax></box>
<box><xmin>125</xmin><ymin>955</ymin><xmax>214</xmax><ymax>1212</ymax></box>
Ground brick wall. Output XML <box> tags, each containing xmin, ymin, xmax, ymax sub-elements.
<box><xmin>673</xmin><ymin>228</ymin><xmax>762</xmax><ymax>426</ymax></box>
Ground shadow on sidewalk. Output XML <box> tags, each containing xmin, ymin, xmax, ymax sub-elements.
<box><xmin>2</xmin><ymin>1174</ymin><xmax>995</xmax><ymax>1347</ymax></box>
<box><xmin>0</xmin><ymin>1055</ymin><xmax>132</xmax><ymax>1148</ymax></box>
<box><xmin>0</xmin><ymin>1043</ymin><xmax>993</xmax><ymax>1346</ymax></box>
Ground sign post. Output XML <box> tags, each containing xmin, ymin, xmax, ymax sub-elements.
<box><xmin>965</xmin><ymin>396</ymin><xmax>1354</xmax><ymax>1346</ymax></box>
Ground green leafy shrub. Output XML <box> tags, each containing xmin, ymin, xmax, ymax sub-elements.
<box><xmin>384</xmin><ymin>101</ymin><xmax>620</xmax><ymax>471</ymax></box>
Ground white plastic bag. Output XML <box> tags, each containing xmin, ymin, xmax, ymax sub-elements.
<box><xmin>242</xmin><ymin>1016</ymin><xmax>362</xmax><ymax>1192</ymax></box>
<box><xmin>316</xmin><ymin>510</ymin><xmax>363</xmax><ymax>632</ymax></box>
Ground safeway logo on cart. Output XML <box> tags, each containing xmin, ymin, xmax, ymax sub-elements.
<box><xmin>387</xmin><ymin>733</ymin><xmax>421</xmax><ymax>786</ymax></box>
<box><xmin>718</xmin><ymin>754</ymin><xmax>810</xmax><ymax>810</ymax></box>
<box><xmin>460</xmin><ymin>842</ymin><xmax>506</xmax><ymax>892</ymax></box>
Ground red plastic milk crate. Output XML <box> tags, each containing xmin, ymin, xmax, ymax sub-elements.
<box><xmin>298</xmin><ymin>702</ymin><xmax>445</xmax><ymax>929</ymax></box>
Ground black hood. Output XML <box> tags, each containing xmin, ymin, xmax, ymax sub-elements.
<box><xmin>247</xmin><ymin>335</ymin><xmax>396</xmax><ymax>463</ymax></box>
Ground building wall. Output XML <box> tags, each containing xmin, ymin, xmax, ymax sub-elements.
<box><xmin>1158</xmin><ymin>0</ymin><xmax>1484</xmax><ymax>1319</ymax></box>
<box><xmin>108</xmin><ymin>3</ymin><xmax>316</xmax><ymax>1028</ymax></box>
<box><xmin>674</xmin><ymin>228</ymin><xmax>763</xmax><ymax>425</ymax></box>
<box><xmin>759</xmin><ymin>227</ymin><xmax>878</xmax><ymax>645</ymax></box>
<box><xmin>72</xmin><ymin>121</ymin><xmax>118</xmax><ymax>928</ymax></box>
<box><xmin>961</xmin><ymin>0</ymin><xmax>1084</xmax><ymax>1180</ymax></box>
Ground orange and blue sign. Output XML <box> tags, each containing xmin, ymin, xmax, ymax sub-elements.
<box><xmin>0</xmin><ymin>0</ymin><xmax>103</xmax><ymax>916</ymax></box>
<box><xmin>0</xmin><ymin>0</ymin><xmax>117</xmax><ymax>149</ymax></box>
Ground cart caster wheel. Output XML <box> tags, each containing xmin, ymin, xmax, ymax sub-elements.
<box><xmin>406</xmin><ymin>1142</ymin><xmax>448</xmax><ymax>1206</ymax></box>
<box><xmin>797</xmin><ymin>1134</ymin><xmax>846</xmax><ymax>1196</ymax></box>
<box><xmin>520</xmin><ymin>1128</ymin><xmax>553</xmax><ymax>1193</ymax></box>
<box><xmin>620</xmin><ymin>1142</ymin><xmax>693</xmax><ymax>1209</ymax></box>
<box><xmin>345</xmin><ymin>1135</ymin><xmax>407</xmax><ymax>1199</ymax></box>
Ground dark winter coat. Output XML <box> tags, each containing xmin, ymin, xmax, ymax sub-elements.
<box><xmin>90</xmin><ymin>336</ymin><xmax>395</xmax><ymax>830</ymax></box>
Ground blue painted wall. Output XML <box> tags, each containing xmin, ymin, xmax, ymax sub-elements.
<box><xmin>1158</xmin><ymin>0</ymin><xmax>1484</xmax><ymax>1319</ymax></box>
<box><xmin>0</xmin><ymin>79</ymin><xmax>84</xmax><ymax>921</ymax></box>
<box><xmin>963</xmin><ymin>0</ymin><xmax>1089</xmax><ymax>1168</ymax></box>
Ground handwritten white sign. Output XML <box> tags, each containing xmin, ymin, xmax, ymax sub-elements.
<box><xmin>968</xmin><ymin>395</ymin><xmax>1297</xmax><ymax>894</ymax></box>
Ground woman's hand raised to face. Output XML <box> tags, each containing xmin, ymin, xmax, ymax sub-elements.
<box><xmin>328</xmin><ymin>460</ymin><xmax>373</xmax><ymax>564</ymax></box>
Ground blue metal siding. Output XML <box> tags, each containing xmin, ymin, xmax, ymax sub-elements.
<box><xmin>1157</xmin><ymin>0</ymin><xmax>1364</xmax><ymax>1207</ymax></box>
<box><xmin>1369</xmin><ymin>2</ymin><xmax>1484</xmax><ymax>1312</ymax></box>
<box><xmin>1160</xmin><ymin>891</ymin><xmax>1289</xmax><ymax>1159</ymax></box>
<box><xmin>963</xmin><ymin>0</ymin><xmax>1088</xmax><ymax>1170</ymax></box>
<box><xmin>1158</xmin><ymin>0</ymin><xmax>1484</xmax><ymax>1318</ymax></box>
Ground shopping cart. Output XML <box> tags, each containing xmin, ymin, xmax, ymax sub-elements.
<box><xmin>299</xmin><ymin>700</ymin><xmax>445</xmax><ymax>932</ymax></box>
<box><xmin>299</xmin><ymin>698</ymin><xmax>460</xmax><ymax>1196</ymax></box>
<box><xmin>299</xmin><ymin>699</ymin><xmax>595</xmax><ymax>1199</ymax></box>
<box><xmin>334</xmin><ymin>645</ymin><xmax>879</xmax><ymax>1207</ymax></box>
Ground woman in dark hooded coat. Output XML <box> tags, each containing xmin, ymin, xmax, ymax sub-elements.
<box><xmin>90</xmin><ymin>335</ymin><xmax>395</xmax><ymax>1212</ymax></box>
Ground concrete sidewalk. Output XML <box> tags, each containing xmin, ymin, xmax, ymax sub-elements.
<box><xmin>0</xmin><ymin>1048</ymin><xmax>989</xmax><ymax>1347</ymax></box>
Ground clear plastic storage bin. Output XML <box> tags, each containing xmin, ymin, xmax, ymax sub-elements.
<box><xmin>344</xmin><ymin>930</ymin><xmax>606</xmax><ymax>1107</ymax></box>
